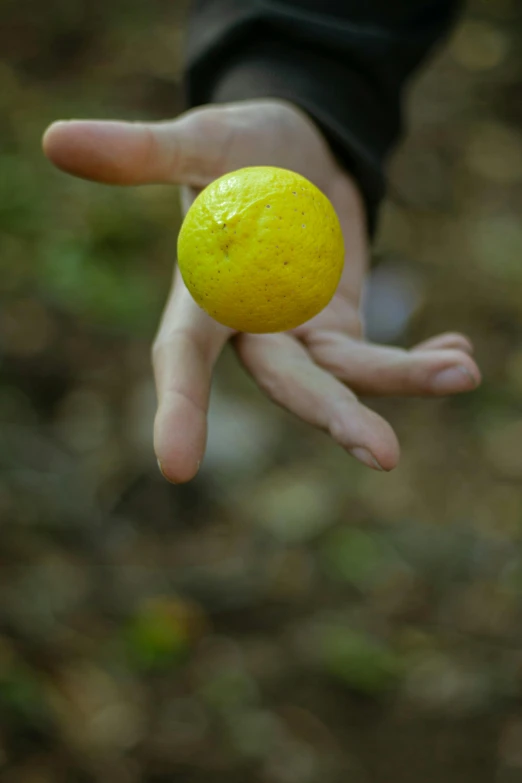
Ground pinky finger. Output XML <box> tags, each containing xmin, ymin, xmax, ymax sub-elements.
<box><xmin>412</xmin><ymin>332</ymin><xmax>474</xmax><ymax>355</ymax></box>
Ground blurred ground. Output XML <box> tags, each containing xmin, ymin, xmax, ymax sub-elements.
<box><xmin>2</xmin><ymin>0</ymin><xmax>522</xmax><ymax>781</ymax></box>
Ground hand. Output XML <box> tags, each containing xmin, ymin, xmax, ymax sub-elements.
<box><xmin>43</xmin><ymin>100</ymin><xmax>481</xmax><ymax>482</ymax></box>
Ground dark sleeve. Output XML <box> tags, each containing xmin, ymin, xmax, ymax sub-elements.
<box><xmin>183</xmin><ymin>0</ymin><xmax>462</xmax><ymax>235</ymax></box>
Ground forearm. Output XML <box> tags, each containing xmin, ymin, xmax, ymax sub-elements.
<box><xmin>184</xmin><ymin>0</ymin><xmax>462</xmax><ymax>234</ymax></box>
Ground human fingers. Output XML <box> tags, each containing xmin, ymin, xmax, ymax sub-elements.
<box><xmin>236</xmin><ymin>332</ymin><xmax>400</xmax><ymax>471</ymax></box>
<box><xmin>412</xmin><ymin>332</ymin><xmax>474</xmax><ymax>355</ymax></box>
<box><xmin>305</xmin><ymin>332</ymin><xmax>481</xmax><ymax>397</ymax></box>
<box><xmin>152</xmin><ymin>273</ymin><xmax>233</xmax><ymax>483</ymax></box>
<box><xmin>42</xmin><ymin>108</ymin><xmax>236</xmax><ymax>187</ymax></box>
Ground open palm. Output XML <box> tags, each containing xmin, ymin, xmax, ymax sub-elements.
<box><xmin>43</xmin><ymin>100</ymin><xmax>480</xmax><ymax>482</ymax></box>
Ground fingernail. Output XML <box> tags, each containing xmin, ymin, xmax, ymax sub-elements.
<box><xmin>157</xmin><ymin>458</ymin><xmax>176</xmax><ymax>484</ymax></box>
<box><xmin>349</xmin><ymin>447</ymin><xmax>384</xmax><ymax>471</ymax></box>
<box><xmin>431</xmin><ymin>365</ymin><xmax>478</xmax><ymax>394</ymax></box>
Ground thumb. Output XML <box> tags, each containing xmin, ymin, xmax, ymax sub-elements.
<box><xmin>42</xmin><ymin>108</ymin><xmax>233</xmax><ymax>187</ymax></box>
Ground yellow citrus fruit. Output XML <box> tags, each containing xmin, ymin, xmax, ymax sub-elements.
<box><xmin>177</xmin><ymin>166</ymin><xmax>345</xmax><ymax>333</ymax></box>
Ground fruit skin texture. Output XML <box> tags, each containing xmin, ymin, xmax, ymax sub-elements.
<box><xmin>177</xmin><ymin>166</ymin><xmax>345</xmax><ymax>333</ymax></box>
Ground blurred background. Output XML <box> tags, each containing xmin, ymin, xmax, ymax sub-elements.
<box><xmin>2</xmin><ymin>0</ymin><xmax>522</xmax><ymax>780</ymax></box>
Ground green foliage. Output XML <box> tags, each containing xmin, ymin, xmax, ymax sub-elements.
<box><xmin>320</xmin><ymin>527</ymin><xmax>396</xmax><ymax>589</ymax></box>
<box><xmin>0</xmin><ymin>664</ymin><xmax>46</xmax><ymax>721</ymax></box>
<box><xmin>319</xmin><ymin>627</ymin><xmax>402</xmax><ymax>696</ymax></box>
<box><xmin>124</xmin><ymin>609</ymin><xmax>188</xmax><ymax>671</ymax></box>
<box><xmin>40</xmin><ymin>237</ymin><xmax>160</xmax><ymax>333</ymax></box>
<box><xmin>0</xmin><ymin>155</ymin><xmax>42</xmax><ymax>235</ymax></box>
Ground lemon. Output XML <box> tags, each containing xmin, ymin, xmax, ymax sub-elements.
<box><xmin>177</xmin><ymin>166</ymin><xmax>344</xmax><ymax>333</ymax></box>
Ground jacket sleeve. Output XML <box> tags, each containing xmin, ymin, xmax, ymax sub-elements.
<box><xmin>184</xmin><ymin>0</ymin><xmax>461</xmax><ymax>234</ymax></box>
